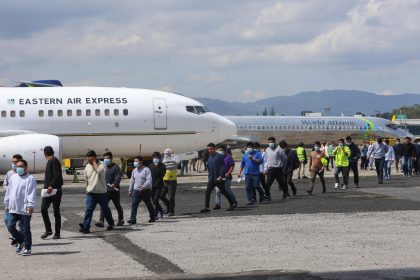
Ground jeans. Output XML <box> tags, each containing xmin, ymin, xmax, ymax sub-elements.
<box><xmin>384</xmin><ymin>160</ymin><xmax>392</xmax><ymax>178</ymax></box>
<box><xmin>375</xmin><ymin>157</ymin><xmax>386</xmax><ymax>182</ymax></box>
<box><xmin>402</xmin><ymin>156</ymin><xmax>413</xmax><ymax>176</ymax></box>
<box><xmin>215</xmin><ymin>179</ymin><xmax>237</xmax><ymax>207</ymax></box>
<box><xmin>161</xmin><ymin>180</ymin><xmax>177</xmax><ymax>214</ymax></box>
<box><xmin>348</xmin><ymin>161</ymin><xmax>359</xmax><ymax>186</ymax></box>
<box><xmin>130</xmin><ymin>189</ymin><xmax>155</xmax><ymax>222</ymax></box>
<box><xmin>7</xmin><ymin>213</ymin><xmax>32</xmax><ymax>250</ymax></box>
<box><xmin>99</xmin><ymin>190</ymin><xmax>124</xmax><ymax>223</ymax></box>
<box><xmin>245</xmin><ymin>174</ymin><xmax>263</xmax><ymax>202</ymax></box>
<box><xmin>82</xmin><ymin>193</ymin><xmax>114</xmax><ymax>229</ymax></box>
<box><xmin>266</xmin><ymin>167</ymin><xmax>286</xmax><ymax>197</ymax></box>
<box><xmin>205</xmin><ymin>180</ymin><xmax>234</xmax><ymax>208</ymax></box>
<box><xmin>334</xmin><ymin>166</ymin><xmax>349</xmax><ymax>186</ymax></box>
<box><xmin>309</xmin><ymin>169</ymin><xmax>326</xmax><ymax>192</ymax></box>
<box><xmin>41</xmin><ymin>189</ymin><xmax>62</xmax><ymax>234</ymax></box>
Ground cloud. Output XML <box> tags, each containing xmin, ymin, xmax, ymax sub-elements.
<box><xmin>187</xmin><ymin>72</ymin><xmax>222</xmax><ymax>83</ymax></box>
<box><xmin>241</xmin><ymin>89</ymin><xmax>267</xmax><ymax>101</ymax></box>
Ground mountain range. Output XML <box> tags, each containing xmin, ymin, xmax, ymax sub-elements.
<box><xmin>195</xmin><ymin>90</ymin><xmax>420</xmax><ymax>116</ymax></box>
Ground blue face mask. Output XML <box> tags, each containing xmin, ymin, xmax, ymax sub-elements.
<box><xmin>246</xmin><ymin>148</ymin><xmax>253</xmax><ymax>153</ymax></box>
<box><xmin>104</xmin><ymin>159</ymin><xmax>111</xmax><ymax>166</ymax></box>
<box><xmin>339</xmin><ymin>143</ymin><xmax>344</xmax><ymax>148</ymax></box>
<box><xmin>133</xmin><ymin>161</ymin><xmax>141</xmax><ymax>168</ymax></box>
<box><xmin>268</xmin><ymin>143</ymin><xmax>275</xmax><ymax>148</ymax></box>
<box><xmin>153</xmin><ymin>158</ymin><xmax>160</xmax><ymax>164</ymax></box>
<box><xmin>16</xmin><ymin>167</ymin><xmax>25</xmax><ymax>176</ymax></box>
<box><xmin>11</xmin><ymin>163</ymin><xmax>16</xmax><ymax>170</ymax></box>
<box><xmin>314</xmin><ymin>146</ymin><xmax>320</xmax><ymax>151</ymax></box>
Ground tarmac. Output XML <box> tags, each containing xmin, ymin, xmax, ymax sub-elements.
<box><xmin>1</xmin><ymin>168</ymin><xmax>420</xmax><ymax>280</ymax></box>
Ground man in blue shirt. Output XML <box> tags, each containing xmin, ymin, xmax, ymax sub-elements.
<box><xmin>200</xmin><ymin>143</ymin><xmax>235</xmax><ymax>213</ymax></box>
<box><xmin>238</xmin><ymin>142</ymin><xmax>264</xmax><ymax>205</ymax></box>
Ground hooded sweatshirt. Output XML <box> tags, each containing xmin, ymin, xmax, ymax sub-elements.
<box><xmin>162</xmin><ymin>153</ymin><xmax>180</xmax><ymax>181</ymax></box>
<box><xmin>4</xmin><ymin>173</ymin><xmax>36</xmax><ymax>215</ymax></box>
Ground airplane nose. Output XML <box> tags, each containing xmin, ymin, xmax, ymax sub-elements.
<box><xmin>218</xmin><ymin>116</ymin><xmax>237</xmax><ymax>141</ymax></box>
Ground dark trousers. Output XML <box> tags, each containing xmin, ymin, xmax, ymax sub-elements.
<box><xmin>395</xmin><ymin>156</ymin><xmax>401</xmax><ymax>172</ymax></box>
<box><xmin>130</xmin><ymin>189</ymin><xmax>155</xmax><ymax>222</ymax></box>
<box><xmin>375</xmin><ymin>157</ymin><xmax>386</xmax><ymax>182</ymax></box>
<box><xmin>348</xmin><ymin>161</ymin><xmax>359</xmax><ymax>186</ymax></box>
<box><xmin>41</xmin><ymin>189</ymin><xmax>62</xmax><ymax>234</ymax></box>
<box><xmin>152</xmin><ymin>187</ymin><xmax>164</xmax><ymax>216</ymax></box>
<box><xmin>334</xmin><ymin>166</ymin><xmax>349</xmax><ymax>186</ymax></box>
<box><xmin>360</xmin><ymin>156</ymin><xmax>368</xmax><ymax>170</ymax></box>
<box><xmin>266</xmin><ymin>167</ymin><xmax>286</xmax><ymax>197</ymax></box>
<box><xmin>99</xmin><ymin>190</ymin><xmax>124</xmax><ymax>223</ymax></box>
<box><xmin>7</xmin><ymin>214</ymin><xmax>32</xmax><ymax>250</ymax></box>
<box><xmin>205</xmin><ymin>180</ymin><xmax>234</xmax><ymax>208</ymax></box>
<box><xmin>161</xmin><ymin>180</ymin><xmax>177</xmax><ymax>214</ymax></box>
<box><xmin>284</xmin><ymin>172</ymin><xmax>297</xmax><ymax>195</ymax></box>
<box><xmin>82</xmin><ymin>193</ymin><xmax>114</xmax><ymax>229</ymax></box>
<box><xmin>245</xmin><ymin>175</ymin><xmax>264</xmax><ymax>202</ymax></box>
<box><xmin>329</xmin><ymin>156</ymin><xmax>334</xmax><ymax>168</ymax></box>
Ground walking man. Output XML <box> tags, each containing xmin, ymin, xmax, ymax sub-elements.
<box><xmin>367</xmin><ymin>137</ymin><xmax>389</xmax><ymax>184</ymax></box>
<box><xmin>5</xmin><ymin>159</ymin><xmax>36</xmax><ymax>256</ymax></box>
<box><xmin>161</xmin><ymin>148</ymin><xmax>180</xmax><ymax>216</ymax></box>
<box><xmin>401</xmin><ymin>137</ymin><xmax>417</xmax><ymax>177</ymax></box>
<box><xmin>333</xmin><ymin>139</ymin><xmax>351</xmax><ymax>190</ymax></box>
<box><xmin>200</xmin><ymin>143</ymin><xmax>235</xmax><ymax>213</ymax></box>
<box><xmin>79</xmin><ymin>150</ymin><xmax>115</xmax><ymax>233</ymax></box>
<box><xmin>214</xmin><ymin>144</ymin><xmax>237</xmax><ymax>210</ymax></box>
<box><xmin>308</xmin><ymin>141</ymin><xmax>327</xmax><ymax>195</ymax></box>
<box><xmin>280</xmin><ymin>140</ymin><xmax>298</xmax><ymax>197</ymax></box>
<box><xmin>384</xmin><ymin>139</ymin><xmax>395</xmax><ymax>180</ymax></box>
<box><xmin>149</xmin><ymin>152</ymin><xmax>166</xmax><ymax>219</ymax></box>
<box><xmin>346</xmin><ymin>136</ymin><xmax>360</xmax><ymax>188</ymax></box>
<box><xmin>393</xmin><ymin>138</ymin><xmax>403</xmax><ymax>173</ymax></box>
<box><xmin>359</xmin><ymin>141</ymin><xmax>369</xmax><ymax>170</ymax></box>
<box><xmin>128</xmin><ymin>156</ymin><xmax>155</xmax><ymax>224</ymax></box>
<box><xmin>95</xmin><ymin>152</ymin><xmax>124</xmax><ymax>227</ymax></box>
<box><xmin>41</xmin><ymin>146</ymin><xmax>63</xmax><ymax>240</ymax></box>
<box><xmin>264</xmin><ymin>137</ymin><xmax>288</xmax><ymax>200</ymax></box>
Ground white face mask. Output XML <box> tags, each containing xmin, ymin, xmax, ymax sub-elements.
<box><xmin>246</xmin><ymin>148</ymin><xmax>253</xmax><ymax>153</ymax></box>
<box><xmin>314</xmin><ymin>146</ymin><xmax>320</xmax><ymax>151</ymax></box>
<box><xmin>217</xmin><ymin>151</ymin><xmax>224</xmax><ymax>155</ymax></box>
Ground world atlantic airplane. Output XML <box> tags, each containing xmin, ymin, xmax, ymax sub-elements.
<box><xmin>0</xmin><ymin>83</ymin><xmax>236</xmax><ymax>173</ymax></box>
<box><xmin>226</xmin><ymin>116</ymin><xmax>415</xmax><ymax>147</ymax></box>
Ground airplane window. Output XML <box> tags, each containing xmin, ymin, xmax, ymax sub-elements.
<box><xmin>186</xmin><ymin>106</ymin><xmax>197</xmax><ymax>114</ymax></box>
<box><xmin>194</xmin><ymin>106</ymin><xmax>208</xmax><ymax>115</ymax></box>
<box><xmin>262</xmin><ymin>126</ymin><xmax>265</xmax><ymax>129</ymax></box>
<box><xmin>105</xmin><ymin>109</ymin><xmax>110</xmax><ymax>116</ymax></box>
<box><xmin>48</xmin><ymin>110</ymin><xmax>53</xmax><ymax>117</ymax></box>
<box><xmin>386</xmin><ymin>124</ymin><xmax>398</xmax><ymax>130</ymax></box>
<box><xmin>123</xmin><ymin>109</ymin><xmax>128</xmax><ymax>116</ymax></box>
<box><xmin>1</xmin><ymin>111</ymin><xmax>6</xmax><ymax>118</ymax></box>
<box><xmin>76</xmin><ymin>109</ymin><xmax>82</xmax><ymax>117</ymax></box>
<box><xmin>258</xmin><ymin>126</ymin><xmax>261</xmax><ymax>130</ymax></box>
<box><xmin>86</xmin><ymin>109</ymin><xmax>91</xmax><ymax>116</ymax></box>
<box><xmin>95</xmin><ymin>109</ymin><xmax>100</xmax><ymax>116</ymax></box>
<box><xmin>67</xmin><ymin>110</ymin><xmax>72</xmax><ymax>117</ymax></box>
<box><xmin>19</xmin><ymin>110</ymin><xmax>25</xmax><ymax>117</ymax></box>
<box><xmin>39</xmin><ymin>110</ymin><xmax>44</xmax><ymax>117</ymax></box>
<box><xmin>58</xmin><ymin>110</ymin><xmax>63</xmax><ymax>117</ymax></box>
<box><xmin>114</xmin><ymin>109</ymin><xmax>119</xmax><ymax>116</ymax></box>
<box><xmin>10</xmin><ymin>111</ymin><xmax>16</xmax><ymax>118</ymax></box>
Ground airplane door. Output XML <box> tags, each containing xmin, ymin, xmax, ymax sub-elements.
<box><xmin>153</xmin><ymin>98</ymin><xmax>167</xmax><ymax>130</ymax></box>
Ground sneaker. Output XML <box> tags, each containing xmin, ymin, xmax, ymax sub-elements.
<box><xmin>116</xmin><ymin>220</ymin><xmax>124</xmax><ymax>226</ymax></box>
<box><xmin>303</xmin><ymin>176</ymin><xmax>308</xmax><ymax>179</ymax></box>
<box><xmin>15</xmin><ymin>243</ymin><xmax>23</xmax><ymax>254</ymax></box>
<box><xmin>106</xmin><ymin>225</ymin><xmax>114</xmax><ymax>231</ymax></box>
<box><xmin>212</xmin><ymin>205</ymin><xmax>221</xmax><ymax>210</ymax></box>
<box><xmin>148</xmin><ymin>219</ymin><xmax>156</xmax><ymax>223</ymax></box>
<box><xmin>52</xmin><ymin>234</ymin><xmax>60</xmax><ymax>240</ymax></box>
<box><xmin>21</xmin><ymin>249</ymin><xmax>31</xmax><ymax>256</ymax></box>
<box><xmin>342</xmin><ymin>185</ymin><xmax>348</xmax><ymax>190</ymax></box>
<box><xmin>200</xmin><ymin>208</ymin><xmax>211</xmax><ymax>213</ymax></box>
<box><xmin>40</xmin><ymin>231</ymin><xmax>53</xmax><ymax>239</ymax></box>
<box><xmin>334</xmin><ymin>183</ymin><xmax>339</xmax><ymax>189</ymax></box>
<box><xmin>95</xmin><ymin>222</ymin><xmax>104</xmax><ymax>228</ymax></box>
<box><xmin>79</xmin><ymin>223</ymin><xmax>85</xmax><ymax>230</ymax></box>
<box><xmin>79</xmin><ymin>228</ymin><xmax>90</xmax><ymax>234</ymax></box>
<box><xmin>168</xmin><ymin>212</ymin><xmax>175</xmax><ymax>217</ymax></box>
<box><xmin>246</xmin><ymin>202</ymin><xmax>255</xmax><ymax>206</ymax></box>
<box><xmin>297</xmin><ymin>176</ymin><xmax>301</xmax><ymax>179</ymax></box>
<box><xmin>226</xmin><ymin>206</ymin><xmax>235</xmax><ymax>211</ymax></box>
<box><xmin>159</xmin><ymin>209</ymin><xmax>164</xmax><ymax>219</ymax></box>
<box><xmin>127</xmin><ymin>219</ymin><xmax>136</xmax><ymax>225</ymax></box>
<box><xmin>355</xmin><ymin>184</ymin><xmax>360</xmax><ymax>188</ymax></box>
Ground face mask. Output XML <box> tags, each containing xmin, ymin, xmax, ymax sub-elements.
<box><xmin>329</xmin><ymin>145</ymin><xmax>333</xmax><ymax>148</ymax></box>
<box><xmin>314</xmin><ymin>146</ymin><xmax>320</xmax><ymax>151</ymax></box>
<box><xmin>246</xmin><ymin>148</ymin><xmax>253</xmax><ymax>153</ymax></box>
<box><xmin>217</xmin><ymin>151</ymin><xmax>224</xmax><ymax>155</ymax></box>
<box><xmin>153</xmin><ymin>158</ymin><xmax>160</xmax><ymax>164</ymax></box>
<box><xmin>104</xmin><ymin>159</ymin><xmax>111</xmax><ymax>166</ymax></box>
<box><xmin>133</xmin><ymin>162</ymin><xmax>141</xmax><ymax>168</ymax></box>
<box><xmin>339</xmin><ymin>143</ymin><xmax>344</xmax><ymax>148</ymax></box>
<box><xmin>268</xmin><ymin>143</ymin><xmax>275</xmax><ymax>148</ymax></box>
<box><xmin>346</xmin><ymin>141</ymin><xmax>351</xmax><ymax>145</ymax></box>
<box><xmin>16</xmin><ymin>167</ymin><xmax>25</xmax><ymax>176</ymax></box>
<box><xmin>396</xmin><ymin>141</ymin><xmax>400</xmax><ymax>144</ymax></box>
<box><xmin>11</xmin><ymin>163</ymin><xmax>16</xmax><ymax>170</ymax></box>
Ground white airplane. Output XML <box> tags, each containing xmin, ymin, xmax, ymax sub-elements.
<box><xmin>0</xmin><ymin>85</ymin><xmax>237</xmax><ymax>173</ymax></box>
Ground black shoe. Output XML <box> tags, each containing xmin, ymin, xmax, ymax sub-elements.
<box><xmin>127</xmin><ymin>219</ymin><xmax>136</xmax><ymax>225</ymax></box>
<box><xmin>40</xmin><ymin>231</ymin><xmax>53</xmax><ymax>239</ymax></box>
<box><xmin>52</xmin><ymin>234</ymin><xmax>60</xmax><ymax>240</ymax></box>
<box><xmin>10</xmin><ymin>238</ymin><xmax>17</xmax><ymax>246</ymax></box>
<box><xmin>164</xmin><ymin>209</ymin><xmax>170</xmax><ymax>215</ymax></box>
<box><xmin>79</xmin><ymin>223</ymin><xmax>85</xmax><ymax>230</ymax></box>
<box><xmin>116</xmin><ymin>220</ymin><xmax>124</xmax><ymax>226</ymax></box>
<box><xmin>79</xmin><ymin>228</ymin><xmax>90</xmax><ymax>234</ymax></box>
<box><xmin>200</xmin><ymin>208</ymin><xmax>211</xmax><ymax>213</ymax></box>
<box><xmin>246</xmin><ymin>202</ymin><xmax>255</xmax><ymax>206</ymax></box>
<box><xmin>226</xmin><ymin>206</ymin><xmax>235</xmax><ymax>211</ymax></box>
<box><xmin>148</xmin><ymin>219</ymin><xmax>156</xmax><ymax>223</ymax></box>
<box><xmin>307</xmin><ymin>190</ymin><xmax>313</xmax><ymax>195</ymax></box>
<box><xmin>322</xmin><ymin>189</ymin><xmax>326</xmax><ymax>194</ymax></box>
<box><xmin>106</xmin><ymin>225</ymin><xmax>114</xmax><ymax>231</ymax></box>
<box><xmin>95</xmin><ymin>222</ymin><xmax>104</xmax><ymax>228</ymax></box>
<box><xmin>282</xmin><ymin>195</ymin><xmax>290</xmax><ymax>200</ymax></box>
<box><xmin>212</xmin><ymin>205</ymin><xmax>221</xmax><ymax>210</ymax></box>
<box><xmin>233</xmin><ymin>203</ymin><xmax>238</xmax><ymax>208</ymax></box>
<box><xmin>168</xmin><ymin>212</ymin><xmax>175</xmax><ymax>217</ymax></box>
<box><xmin>379</xmin><ymin>181</ymin><xmax>383</xmax><ymax>184</ymax></box>
<box><xmin>303</xmin><ymin>176</ymin><xmax>309</xmax><ymax>179</ymax></box>
<box><xmin>259</xmin><ymin>197</ymin><xmax>264</xmax><ymax>202</ymax></box>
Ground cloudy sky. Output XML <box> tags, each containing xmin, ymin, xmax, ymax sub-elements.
<box><xmin>1</xmin><ymin>0</ymin><xmax>420</xmax><ymax>101</ymax></box>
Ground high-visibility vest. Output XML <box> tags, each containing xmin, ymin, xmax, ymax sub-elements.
<box><xmin>296</xmin><ymin>147</ymin><xmax>306</xmax><ymax>161</ymax></box>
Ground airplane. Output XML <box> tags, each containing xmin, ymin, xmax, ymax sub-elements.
<box><xmin>225</xmin><ymin>115</ymin><xmax>415</xmax><ymax>147</ymax></box>
<box><xmin>0</xmin><ymin>84</ymin><xmax>237</xmax><ymax>173</ymax></box>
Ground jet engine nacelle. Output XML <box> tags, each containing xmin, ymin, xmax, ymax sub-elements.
<box><xmin>0</xmin><ymin>134</ymin><xmax>61</xmax><ymax>174</ymax></box>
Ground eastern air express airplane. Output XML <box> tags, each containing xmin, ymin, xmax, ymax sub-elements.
<box><xmin>0</xmin><ymin>82</ymin><xmax>237</xmax><ymax>173</ymax></box>
<box><xmin>226</xmin><ymin>116</ymin><xmax>415</xmax><ymax>146</ymax></box>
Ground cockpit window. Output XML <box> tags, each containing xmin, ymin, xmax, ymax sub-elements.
<box><xmin>386</xmin><ymin>124</ymin><xmax>399</xmax><ymax>130</ymax></box>
<box><xmin>186</xmin><ymin>106</ymin><xmax>209</xmax><ymax>115</ymax></box>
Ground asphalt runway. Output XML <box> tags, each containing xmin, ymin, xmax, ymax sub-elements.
<box><xmin>1</xmin><ymin>171</ymin><xmax>420</xmax><ymax>280</ymax></box>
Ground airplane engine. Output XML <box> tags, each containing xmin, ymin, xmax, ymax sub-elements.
<box><xmin>0</xmin><ymin>134</ymin><xmax>62</xmax><ymax>174</ymax></box>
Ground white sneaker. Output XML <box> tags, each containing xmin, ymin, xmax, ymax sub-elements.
<box><xmin>342</xmin><ymin>185</ymin><xmax>348</xmax><ymax>190</ymax></box>
<box><xmin>334</xmin><ymin>183</ymin><xmax>339</xmax><ymax>189</ymax></box>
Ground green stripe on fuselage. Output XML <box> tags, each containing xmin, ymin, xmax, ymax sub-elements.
<box><xmin>355</xmin><ymin>116</ymin><xmax>375</xmax><ymax>131</ymax></box>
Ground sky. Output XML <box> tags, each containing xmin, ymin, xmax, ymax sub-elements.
<box><xmin>1</xmin><ymin>0</ymin><xmax>420</xmax><ymax>101</ymax></box>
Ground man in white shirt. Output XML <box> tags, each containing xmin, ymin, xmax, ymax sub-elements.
<box><xmin>4</xmin><ymin>159</ymin><xmax>36</xmax><ymax>256</ymax></box>
<box><xmin>384</xmin><ymin>139</ymin><xmax>395</xmax><ymax>180</ymax></box>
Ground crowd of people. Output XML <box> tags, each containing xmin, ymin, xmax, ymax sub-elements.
<box><xmin>2</xmin><ymin>136</ymin><xmax>420</xmax><ymax>256</ymax></box>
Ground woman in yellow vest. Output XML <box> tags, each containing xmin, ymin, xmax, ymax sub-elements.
<box><xmin>333</xmin><ymin>138</ymin><xmax>351</xmax><ymax>190</ymax></box>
